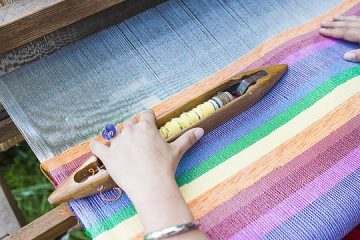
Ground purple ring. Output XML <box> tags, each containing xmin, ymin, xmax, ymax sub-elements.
<box><xmin>102</xmin><ymin>124</ymin><xmax>117</xmax><ymax>140</ymax></box>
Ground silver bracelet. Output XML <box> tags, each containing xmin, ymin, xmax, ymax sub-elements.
<box><xmin>144</xmin><ymin>222</ymin><xmax>200</xmax><ymax>240</ymax></box>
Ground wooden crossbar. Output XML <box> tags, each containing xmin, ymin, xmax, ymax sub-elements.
<box><xmin>4</xmin><ymin>203</ymin><xmax>76</xmax><ymax>240</ymax></box>
<box><xmin>0</xmin><ymin>0</ymin><xmax>165</xmax><ymax>238</ymax></box>
<box><xmin>0</xmin><ymin>0</ymin><xmax>125</xmax><ymax>54</ymax></box>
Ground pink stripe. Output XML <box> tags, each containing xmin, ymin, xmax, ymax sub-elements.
<box><xmin>229</xmin><ymin>146</ymin><xmax>360</xmax><ymax>240</ymax></box>
<box><xmin>50</xmin><ymin>152</ymin><xmax>92</xmax><ymax>186</ymax></box>
<box><xmin>201</xmin><ymin>115</ymin><xmax>360</xmax><ymax>235</ymax></box>
<box><xmin>201</xmin><ymin>115</ymin><xmax>360</xmax><ymax>232</ymax></box>
<box><xmin>248</xmin><ymin>1</ymin><xmax>360</xmax><ymax>69</ymax></box>
<box><xmin>246</xmin><ymin>33</ymin><xmax>339</xmax><ymax>70</ymax></box>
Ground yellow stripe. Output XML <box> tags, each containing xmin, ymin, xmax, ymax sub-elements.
<box><xmin>96</xmin><ymin>77</ymin><xmax>360</xmax><ymax>240</ymax></box>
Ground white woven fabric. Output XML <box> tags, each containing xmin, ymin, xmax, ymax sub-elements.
<box><xmin>0</xmin><ymin>0</ymin><xmax>341</xmax><ymax>161</ymax></box>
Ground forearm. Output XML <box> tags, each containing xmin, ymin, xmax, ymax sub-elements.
<box><xmin>129</xmin><ymin>177</ymin><xmax>206</xmax><ymax>239</ymax></box>
<box><xmin>91</xmin><ymin>110</ymin><xmax>206</xmax><ymax>239</ymax></box>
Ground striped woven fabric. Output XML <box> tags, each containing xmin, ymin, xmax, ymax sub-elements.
<box><xmin>42</xmin><ymin>1</ymin><xmax>360</xmax><ymax>239</ymax></box>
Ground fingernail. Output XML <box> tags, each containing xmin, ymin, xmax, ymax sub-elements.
<box><xmin>344</xmin><ymin>52</ymin><xmax>356</xmax><ymax>61</ymax></box>
<box><xmin>194</xmin><ymin>128</ymin><xmax>204</xmax><ymax>140</ymax></box>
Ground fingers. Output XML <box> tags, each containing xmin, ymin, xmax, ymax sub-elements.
<box><xmin>344</xmin><ymin>49</ymin><xmax>360</xmax><ymax>62</ymax></box>
<box><xmin>334</xmin><ymin>15</ymin><xmax>360</xmax><ymax>22</ymax></box>
<box><xmin>319</xmin><ymin>16</ymin><xmax>360</xmax><ymax>43</ymax></box>
<box><xmin>123</xmin><ymin>118</ymin><xmax>137</xmax><ymax>127</ymax></box>
<box><xmin>171</xmin><ymin>128</ymin><xmax>204</xmax><ymax>160</ymax></box>
<box><xmin>319</xmin><ymin>27</ymin><xmax>345</xmax><ymax>38</ymax></box>
<box><xmin>320</xmin><ymin>20</ymin><xmax>359</xmax><ymax>28</ymax></box>
<box><xmin>90</xmin><ymin>140</ymin><xmax>109</xmax><ymax>161</ymax></box>
<box><xmin>319</xmin><ymin>27</ymin><xmax>360</xmax><ymax>42</ymax></box>
<box><xmin>139</xmin><ymin>109</ymin><xmax>156</xmax><ymax>125</ymax></box>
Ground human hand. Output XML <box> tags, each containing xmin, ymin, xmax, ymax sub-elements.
<box><xmin>90</xmin><ymin>110</ymin><xmax>206</xmax><ymax>238</ymax></box>
<box><xmin>90</xmin><ymin>109</ymin><xmax>204</xmax><ymax>199</ymax></box>
<box><xmin>319</xmin><ymin>15</ymin><xmax>360</xmax><ymax>62</ymax></box>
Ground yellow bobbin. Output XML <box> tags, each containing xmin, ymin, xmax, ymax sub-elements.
<box><xmin>158</xmin><ymin>91</ymin><xmax>234</xmax><ymax>139</ymax></box>
<box><xmin>203</xmin><ymin>101</ymin><xmax>216</xmax><ymax>116</ymax></box>
<box><xmin>193</xmin><ymin>106</ymin><xmax>206</xmax><ymax>119</ymax></box>
<box><xmin>208</xmin><ymin>99</ymin><xmax>219</xmax><ymax>110</ymax></box>
<box><xmin>159</xmin><ymin>127</ymin><xmax>168</xmax><ymax>139</ymax></box>
<box><xmin>211</xmin><ymin>96</ymin><xmax>224</xmax><ymax>108</ymax></box>
<box><xmin>179</xmin><ymin>113</ymin><xmax>194</xmax><ymax>126</ymax></box>
<box><xmin>197</xmin><ymin>104</ymin><xmax>209</xmax><ymax>118</ymax></box>
<box><xmin>178</xmin><ymin>114</ymin><xmax>192</xmax><ymax>128</ymax></box>
<box><xmin>188</xmin><ymin>111</ymin><xmax>201</xmax><ymax>123</ymax></box>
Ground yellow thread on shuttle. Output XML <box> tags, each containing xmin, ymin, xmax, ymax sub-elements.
<box><xmin>159</xmin><ymin>92</ymin><xmax>234</xmax><ymax>139</ymax></box>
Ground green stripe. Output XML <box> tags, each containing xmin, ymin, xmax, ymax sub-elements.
<box><xmin>176</xmin><ymin>66</ymin><xmax>360</xmax><ymax>185</ymax></box>
<box><xmin>85</xmin><ymin>204</ymin><xmax>137</xmax><ymax>237</ymax></box>
<box><xmin>86</xmin><ymin>66</ymin><xmax>360</xmax><ymax>238</ymax></box>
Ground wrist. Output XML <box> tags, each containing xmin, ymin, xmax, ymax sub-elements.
<box><xmin>128</xmin><ymin>177</ymin><xmax>193</xmax><ymax>233</ymax></box>
<box><xmin>125</xmin><ymin>172</ymin><xmax>176</xmax><ymax>202</ymax></box>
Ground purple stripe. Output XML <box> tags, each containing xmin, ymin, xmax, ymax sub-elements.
<box><xmin>48</xmin><ymin>33</ymin><xmax>330</xmax><ymax>185</ymax></box>
<box><xmin>68</xmin><ymin>41</ymin><xmax>358</xmax><ymax>228</ymax></box>
<box><xmin>230</xmin><ymin>146</ymin><xmax>360</xmax><ymax>239</ymax></box>
<box><xmin>177</xmin><ymin>42</ymin><xmax>356</xmax><ymax>175</ymax></box>
<box><xmin>245</xmin><ymin>32</ymin><xmax>331</xmax><ymax>70</ymax></box>
<box><xmin>202</xmin><ymin>115</ymin><xmax>360</xmax><ymax>239</ymax></box>
<box><xmin>284</xmin><ymin>38</ymin><xmax>337</xmax><ymax>65</ymax></box>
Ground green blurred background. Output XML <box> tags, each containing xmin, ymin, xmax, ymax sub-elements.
<box><xmin>0</xmin><ymin>143</ymin><xmax>90</xmax><ymax>240</ymax></box>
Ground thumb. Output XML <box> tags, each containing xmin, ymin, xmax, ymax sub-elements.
<box><xmin>344</xmin><ymin>49</ymin><xmax>360</xmax><ymax>62</ymax></box>
<box><xmin>171</xmin><ymin>128</ymin><xmax>204</xmax><ymax>159</ymax></box>
<box><xmin>90</xmin><ymin>140</ymin><xmax>109</xmax><ymax>162</ymax></box>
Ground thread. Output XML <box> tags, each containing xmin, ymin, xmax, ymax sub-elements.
<box><xmin>58</xmin><ymin>206</ymin><xmax>81</xmax><ymax>226</ymax></box>
<box><xmin>87</xmin><ymin>166</ymin><xmax>123</xmax><ymax>202</ymax></box>
<box><xmin>99</xmin><ymin>187</ymin><xmax>122</xmax><ymax>202</ymax></box>
<box><xmin>159</xmin><ymin>92</ymin><xmax>234</xmax><ymax>139</ymax></box>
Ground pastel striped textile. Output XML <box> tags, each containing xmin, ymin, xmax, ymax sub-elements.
<box><xmin>43</xmin><ymin>1</ymin><xmax>360</xmax><ymax>239</ymax></box>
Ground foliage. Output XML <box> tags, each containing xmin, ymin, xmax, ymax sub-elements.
<box><xmin>0</xmin><ymin>142</ymin><xmax>54</xmax><ymax>223</ymax></box>
<box><xmin>0</xmin><ymin>143</ymin><xmax>90</xmax><ymax>239</ymax></box>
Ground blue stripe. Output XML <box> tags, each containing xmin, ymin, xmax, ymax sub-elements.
<box><xmin>264</xmin><ymin>168</ymin><xmax>360</xmax><ymax>240</ymax></box>
<box><xmin>70</xmin><ymin>41</ymin><xmax>358</xmax><ymax>228</ymax></box>
<box><xmin>176</xmin><ymin>41</ymin><xmax>358</xmax><ymax>175</ymax></box>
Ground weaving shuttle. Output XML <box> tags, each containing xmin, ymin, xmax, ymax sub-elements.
<box><xmin>48</xmin><ymin>64</ymin><xmax>288</xmax><ymax>205</ymax></box>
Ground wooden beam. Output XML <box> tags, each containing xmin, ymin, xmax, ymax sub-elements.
<box><xmin>0</xmin><ymin>174</ymin><xmax>25</xmax><ymax>239</ymax></box>
<box><xmin>0</xmin><ymin>1</ymin><xmax>18</xmax><ymax>8</ymax></box>
<box><xmin>5</xmin><ymin>203</ymin><xmax>76</xmax><ymax>240</ymax></box>
<box><xmin>0</xmin><ymin>0</ymin><xmax>164</xmax><ymax>75</ymax></box>
<box><xmin>0</xmin><ymin>0</ymin><xmax>127</xmax><ymax>54</ymax></box>
<box><xmin>0</xmin><ymin>0</ymin><xmax>164</xmax><ymax>146</ymax></box>
<box><xmin>0</xmin><ymin>106</ymin><xmax>23</xmax><ymax>152</ymax></box>
<box><xmin>0</xmin><ymin>117</ymin><xmax>23</xmax><ymax>152</ymax></box>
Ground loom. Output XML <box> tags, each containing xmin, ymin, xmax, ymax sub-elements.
<box><xmin>47</xmin><ymin>64</ymin><xmax>287</xmax><ymax>205</ymax></box>
<box><xmin>1</xmin><ymin>0</ymin><xmax>360</xmax><ymax>239</ymax></box>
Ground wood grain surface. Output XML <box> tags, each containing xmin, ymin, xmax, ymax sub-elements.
<box><xmin>0</xmin><ymin>0</ymin><xmax>126</xmax><ymax>54</ymax></box>
<box><xmin>0</xmin><ymin>0</ymin><xmax>18</xmax><ymax>8</ymax></box>
<box><xmin>5</xmin><ymin>203</ymin><xmax>76</xmax><ymax>240</ymax></box>
<box><xmin>0</xmin><ymin>174</ymin><xmax>25</xmax><ymax>238</ymax></box>
<box><xmin>0</xmin><ymin>117</ymin><xmax>23</xmax><ymax>152</ymax></box>
<box><xmin>0</xmin><ymin>0</ymin><xmax>164</xmax><ymax>75</ymax></box>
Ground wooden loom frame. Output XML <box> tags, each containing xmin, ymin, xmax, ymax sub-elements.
<box><xmin>0</xmin><ymin>0</ymin><xmax>358</xmax><ymax>239</ymax></box>
<box><xmin>0</xmin><ymin>0</ymin><xmax>164</xmax><ymax>239</ymax></box>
